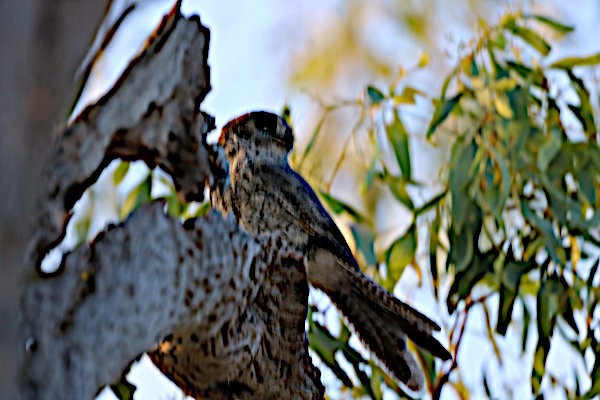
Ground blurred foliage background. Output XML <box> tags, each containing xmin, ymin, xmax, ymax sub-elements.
<box><xmin>55</xmin><ymin>1</ymin><xmax>600</xmax><ymax>399</ymax></box>
<box><xmin>282</xmin><ymin>2</ymin><xmax>600</xmax><ymax>399</ymax></box>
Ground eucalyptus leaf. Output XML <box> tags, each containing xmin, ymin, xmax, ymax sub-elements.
<box><xmin>524</xmin><ymin>14</ymin><xmax>574</xmax><ymax>35</ymax></box>
<box><xmin>385</xmin><ymin>225</ymin><xmax>416</xmax><ymax>287</ymax></box>
<box><xmin>113</xmin><ymin>161</ymin><xmax>130</xmax><ymax>185</ymax></box>
<box><xmin>120</xmin><ymin>174</ymin><xmax>152</xmax><ymax>219</ymax></box>
<box><xmin>351</xmin><ymin>225</ymin><xmax>377</xmax><ymax>266</ymax></box>
<box><xmin>366</xmin><ymin>85</ymin><xmax>385</xmax><ymax>104</ymax></box>
<box><xmin>426</xmin><ymin>93</ymin><xmax>463</xmax><ymax>139</ymax></box>
<box><xmin>550</xmin><ymin>51</ymin><xmax>600</xmax><ymax>69</ymax></box>
<box><xmin>320</xmin><ymin>191</ymin><xmax>366</xmax><ymax>223</ymax></box>
<box><xmin>386</xmin><ymin>112</ymin><xmax>411</xmax><ymax>180</ymax></box>
<box><xmin>506</xmin><ymin>24</ymin><xmax>552</xmax><ymax>56</ymax></box>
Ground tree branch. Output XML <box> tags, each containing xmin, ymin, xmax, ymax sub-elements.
<box><xmin>31</xmin><ymin>4</ymin><xmax>213</xmax><ymax>268</ymax></box>
<box><xmin>21</xmin><ymin>205</ymin><xmax>261</xmax><ymax>399</ymax></box>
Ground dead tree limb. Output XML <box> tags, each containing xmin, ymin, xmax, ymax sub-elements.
<box><xmin>31</xmin><ymin>4</ymin><xmax>212</xmax><ymax>268</ymax></box>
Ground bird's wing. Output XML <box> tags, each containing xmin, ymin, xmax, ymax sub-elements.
<box><xmin>255</xmin><ymin>164</ymin><xmax>444</xmax><ymax>334</ymax></box>
<box><xmin>254</xmin><ymin>163</ymin><xmax>359</xmax><ymax>268</ymax></box>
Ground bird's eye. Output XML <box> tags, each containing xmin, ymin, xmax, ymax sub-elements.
<box><xmin>256</xmin><ymin>123</ymin><xmax>272</xmax><ymax>134</ymax></box>
<box><xmin>252</xmin><ymin>112</ymin><xmax>278</xmax><ymax>135</ymax></box>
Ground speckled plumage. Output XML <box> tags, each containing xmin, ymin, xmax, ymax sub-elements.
<box><xmin>211</xmin><ymin>111</ymin><xmax>452</xmax><ymax>391</ymax></box>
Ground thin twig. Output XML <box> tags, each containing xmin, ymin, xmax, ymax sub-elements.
<box><xmin>432</xmin><ymin>293</ymin><xmax>492</xmax><ymax>399</ymax></box>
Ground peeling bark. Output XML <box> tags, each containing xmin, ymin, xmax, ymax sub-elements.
<box><xmin>31</xmin><ymin>4</ymin><xmax>213</xmax><ymax>268</ymax></box>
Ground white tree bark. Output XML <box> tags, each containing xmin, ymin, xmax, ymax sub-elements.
<box><xmin>20</xmin><ymin>3</ymin><xmax>324</xmax><ymax>399</ymax></box>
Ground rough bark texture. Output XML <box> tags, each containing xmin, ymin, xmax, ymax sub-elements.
<box><xmin>31</xmin><ymin>4</ymin><xmax>213</xmax><ymax>269</ymax></box>
<box><xmin>19</xmin><ymin>2</ymin><xmax>324</xmax><ymax>399</ymax></box>
<box><xmin>21</xmin><ymin>206</ymin><xmax>260</xmax><ymax>399</ymax></box>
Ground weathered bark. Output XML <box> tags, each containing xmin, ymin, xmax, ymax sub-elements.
<box><xmin>19</xmin><ymin>2</ymin><xmax>323</xmax><ymax>399</ymax></box>
<box><xmin>21</xmin><ymin>206</ymin><xmax>259</xmax><ymax>399</ymax></box>
<box><xmin>30</xmin><ymin>4</ymin><xmax>213</xmax><ymax>268</ymax></box>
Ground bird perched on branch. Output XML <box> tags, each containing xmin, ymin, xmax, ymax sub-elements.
<box><xmin>211</xmin><ymin>111</ymin><xmax>451</xmax><ymax>391</ymax></box>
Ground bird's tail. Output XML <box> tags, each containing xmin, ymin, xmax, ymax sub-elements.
<box><xmin>312</xmin><ymin>251</ymin><xmax>452</xmax><ymax>391</ymax></box>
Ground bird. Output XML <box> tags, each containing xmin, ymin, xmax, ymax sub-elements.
<box><xmin>210</xmin><ymin>111</ymin><xmax>452</xmax><ymax>391</ymax></box>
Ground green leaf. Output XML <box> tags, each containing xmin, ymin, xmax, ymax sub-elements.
<box><xmin>370</xmin><ymin>365</ymin><xmax>384</xmax><ymax>400</ymax></box>
<box><xmin>281</xmin><ymin>103</ymin><xmax>292</xmax><ymax>124</ymax></box>
<box><xmin>538</xmin><ymin>275</ymin><xmax>562</xmax><ymax>339</ymax></box>
<box><xmin>366</xmin><ymin>85</ymin><xmax>385</xmax><ymax>104</ymax></box>
<box><xmin>522</xmin><ymin>300</ymin><xmax>531</xmax><ymax>352</ymax></box>
<box><xmin>110</xmin><ymin>376</ymin><xmax>136</xmax><ymax>400</ymax></box>
<box><xmin>113</xmin><ymin>161</ymin><xmax>130</xmax><ymax>185</ymax></box>
<box><xmin>414</xmin><ymin>190</ymin><xmax>447</xmax><ymax>217</ymax></box>
<box><xmin>363</xmin><ymin>160</ymin><xmax>377</xmax><ymax>192</ymax></box>
<box><xmin>506</xmin><ymin>61</ymin><xmax>546</xmax><ymax>88</ymax></box>
<box><xmin>164</xmin><ymin>193</ymin><xmax>184</xmax><ymax>218</ymax></box>
<box><xmin>447</xmin><ymin>251</ymin><xmax>492</xmax><ymax>312</ymax></box>
<box><xmin>385</xmin><ymin>176</ymin><xmax>414</xmax><ymax>210</ymax></box>
<box><xmin>532</xmin><ymin>274</ymin><xmax>562</xmax><ymax>394</ymax></box>
<box><xmin>449</xmin><ymin>140</ymin><xmax>476</xmax><ymax>233</ymax></box>
<box><xmin>487</xmin><ymin>46</ymin><xmax>506</xmax><ymax>79</ymax></box>
<box><xmin>426</xmin><ymin>93</ymin><xmax>463</xmax><ymax>139</ymax></box>
<box><xmin>308</xmin><ymin>319</ymin><xmax>339</xmax><ymax>365</ymax></box>
<box><xmin>450</xmin><ymin>228</ymin><xmax>474</xmax><ymax>274</ymax></box>
<box><xmin>491</xmin><ymin>32</ymin><xmax>507</xmax><ymax>50</ymax></box>
<box><xmin>120</xmin><ymin>174</ymin><xmax>152</xmax><ymax>219</ymax></box>
<box><xmin>489</xmin><ymin>146</ymin><xmax>511</xmax><ymax>218</ymax></box>
<box><xmin>537</xmin><ymin>127</ymin><xmax>562</xmax><ymax>172</ymax></box>
<box><xmin>579</xmin><ymin>168</ymin><xmax>596</xmax><ymax>206</ymax></box>
<box><xmin>307</xmin><ymin>317</ymin><xmax>354</xmax><ymax>388</ymax></box>
<box><xmin>584</xmin><ymin>378</ymin><xmax>600</xmax><ymax>400</ymax></box>
<box><xmin>550</xmin><ymin>51</ymin><xmax>600</xmax><ymax>69</ymax></box>
<box><xmin>491</xmin><ymin>77</ymin><xmax>518</xmax><ymax>92</ymax></box>
<box><xmin>497</xmin><ymin>261</ymin><xmax>525</xmax><ymax>335</ymax></box>
<box><xmin>483</xmin><ymin>370</ymin><xmax>492</xmax><ymax>398</ymax></box>
<box><xmin>185</xmin><ymin>201</ymin><xmax>212</xmax><ymax>219</ymax></box>
<box><xmin>521</xmin><ymin>201</ymin><xmax>565</xmax><ymax>264</ymax></box>
<box><xmin>350</xmin><ymin>225</ymin><xmax>377</xmax><ymax>266</ymax></box>
<box><xmin>523</xmin><ymin>236</ymin><xmax>544</xmax><ymax>262</ymax></box>
<box><xmin>393</xmin><ymin>86</ymin><xmax>424</xmax><ymax>105</ymax></box>
<box><xmin>429</xmin><ymin>214</ymin><xmax>441</xmax><ymax>298</ymax></box>
<box><xmin>531</xmin><ymin>342</ymin><xmax>547</xmax><ymax>394</ymax></box>
<box><xmin>441</xmin><ymin>65</ymin><xmax>460</xmax><ymax>98</ymax></box>
<box><xmin>587</xmin><ymin>258</ymin><xmax>599</xmax><ymax>288</ymax></box>
<box><xmin>73</xmin><ymin>212</ymin><xmax>92</xmax><ymax>243</ymax></box>
<box><xmin>319</xmin><ymin>191</ymin><xmax>365</xmax><ymax>223</ymax></box>
<box><xmin>524</xmin><ymin>14</ymin><xmax>574</xmax><ymax>35</ymax></box>
<box><xmin>559</xmin><ymin>274</ymin><xmax>580</xmax><ymax>334</ymax></box>
<box><xmin>566</xmin><ymin>70</ymin><xmax>596</xmax><ymax>138</ymax></box>
<box><xmin>468</xmin><ymin>55</ymin><xmax>480</xmax><ymax>76</ymax></box>
<box><xmin>386</xmin><ymin>112</ymin><xmax>411</xmax><ymax>180</ymax></box>
<box><xmin>298</xmin><ymin>113</ymin><xmax>327</xmax><ymax>169</ymax></box>
<box><xmin>506</xmin><ymin>24</ymin><xmax>552</xmax><ymax>56</ymax></box>
<box><xmin>385</xmin><ymin>225</ymin><xmax>416</xmax><ymax>287</ymax></box>
<box><xmin>494</xmin><ymin>93</ymin><xmax>514</xmax><ymax>119</ymax></box>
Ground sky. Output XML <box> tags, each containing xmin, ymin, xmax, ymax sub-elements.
<box><xmin>63</xmin><ymin>0</ymin><xmax>600</xmax><ymax>399</ymax></box>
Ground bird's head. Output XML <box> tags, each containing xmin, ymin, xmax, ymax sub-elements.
<box><xmin>219</xmin><ymin>111</ymin><xmax>294</xmax><ymax>162</ymax></box>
